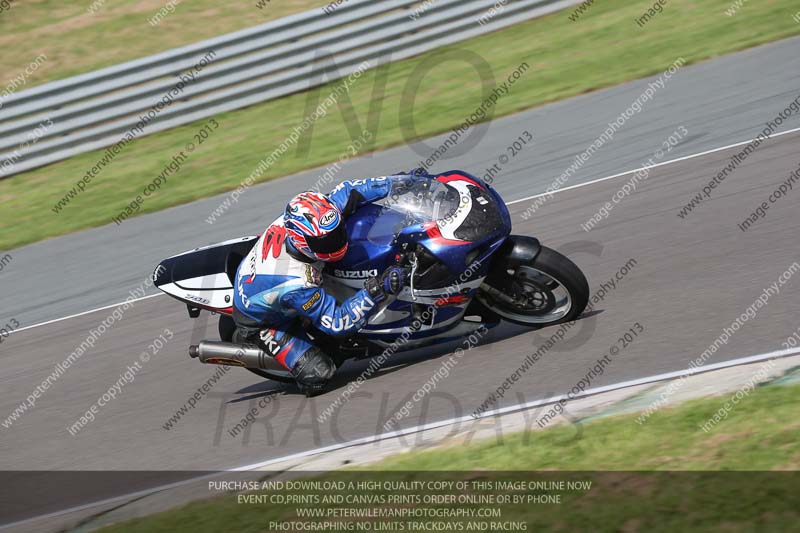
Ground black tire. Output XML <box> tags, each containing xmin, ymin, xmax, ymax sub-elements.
<box><xmin>246</xmin><ymin>368</ymin><xmax>296</xmax><ymax>383</ymax></box>
<box><xmin>218</xmin><ymin>314</ymin><xmax>236</xmax><ymax>342</ymax></box>
<box><xmin>477</xmin><ymin>245</ymin><xmax>589</xmax><ymax>327</ymax></box>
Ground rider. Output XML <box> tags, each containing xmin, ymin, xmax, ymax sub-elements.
<box><xmin>232</xmin><ymin>174</ymin><xmax>420</xmax><ymax>395</ymax></box>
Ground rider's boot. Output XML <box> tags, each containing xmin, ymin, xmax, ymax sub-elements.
<box><xmin>290</xmin><ymin>346</ymin><xmax>336</xmax><ymax>397</ymax></box>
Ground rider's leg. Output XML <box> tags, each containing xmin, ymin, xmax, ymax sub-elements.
<box><xmin>232</xmin><ymin>308</ymin><xmax>335</xmax><ymax>394</ymax></box>
<box><xmin>259</xmin><ymin>326</ymin><xmax>336</xmax><ymax>392</ymax></box>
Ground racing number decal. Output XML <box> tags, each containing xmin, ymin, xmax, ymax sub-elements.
<box><xmin>262</xmin><ymin>226</ymin><xmax>286</xmax><ymax>260</ymax></box>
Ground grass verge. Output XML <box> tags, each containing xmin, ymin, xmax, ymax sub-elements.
<box><xmin>97</xmin><ymin>382</ymin><xmax>800</xmax><ymax>532</ymax></box>
<box><xmin>2</xmin><ymin>0</ymin><xmax>800</xmax><ymax>251</ymax></box>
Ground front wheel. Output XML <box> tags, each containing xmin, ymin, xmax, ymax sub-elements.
<box><xmin>477</xmin><ymin>246</ymin><xmax>589</xmax><ymax>327</ymax></box>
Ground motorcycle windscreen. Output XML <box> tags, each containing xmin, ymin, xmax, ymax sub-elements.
<box><xmin>367</xmin><ymin>180</ymin><xmax>461</xmax><ymax>243</ymax></box>
<box><xmin>365</xmin><ymin>206</ymin><xmax>404</xmax><ymax>246</ymax></box>
<box><xmin>391</xmin><ymin>180</ymin><xmax>460</xmax><ymax>219</ymax></box>
<box><xmin>377</xmin><ymin>176</ymin><xmax>507</xmax><ymax>246</ymax></box>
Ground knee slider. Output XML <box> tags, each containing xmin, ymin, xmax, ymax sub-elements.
<box><xmin>292</xmin><ymin>346</ymin><xmax>335</xmax><ymax>384</ymax></box>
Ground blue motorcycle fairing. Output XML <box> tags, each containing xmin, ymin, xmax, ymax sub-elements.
<box><xmin>324</xmin><ymin>170</ymin><xmax>512</xmax><ymax>339</ymax></box>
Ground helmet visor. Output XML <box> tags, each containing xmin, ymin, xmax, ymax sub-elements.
<box><xmin>304</xmin><ymin>223</ymin><xmax>347</xmax><ymax>254</ymax></box>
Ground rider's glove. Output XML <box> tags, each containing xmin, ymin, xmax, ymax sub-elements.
<box><xmin>364</xmin><ymin>266</ymin><xmax>406</xmax><ymax>302</ymax></box>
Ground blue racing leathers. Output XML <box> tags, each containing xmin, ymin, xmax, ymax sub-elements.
<box><xmin>232</xmin><ymin>176</ymin><xmax>394</xmax><ymax>370</ymax></box>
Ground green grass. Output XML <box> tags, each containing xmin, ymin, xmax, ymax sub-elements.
<box><xmin>3</xmin><ymin>0</ymin><xmax>800</xmax><ymax>251</ymax></box>
<box><xmin>375</xmin><ymin>382</ymin><xmax>800</xmax><ymax>472</ymax></box>
<box><xmin>97</xmin><ymin>383</ymin><xmax>800</xmax><ymax>532</ymax></box>
<box><xmin>0</xmin><ymin>0</ymin><xmax>328</xmax><ymax>88</ymax></box>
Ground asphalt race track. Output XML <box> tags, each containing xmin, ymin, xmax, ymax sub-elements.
<box><xmin>2</xmin><ymin>36</ymin><xmax>800</xmax><ymax>524</ymax></box>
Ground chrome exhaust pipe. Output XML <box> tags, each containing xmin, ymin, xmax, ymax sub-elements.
<box><xmin>188</xmin><ymin>341</ymin><xmax>287</xmax><ymax>372</ymax></box>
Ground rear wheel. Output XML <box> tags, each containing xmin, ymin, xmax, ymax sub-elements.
<box><xmin>477</xmin><ymin>246</ymin><xmax>589</xmax><ymax>327</ymax></box>
<box><xmin>246</xmin><ymin>368</ymin><xmax>295</xmax><ymax>383</ymax></box>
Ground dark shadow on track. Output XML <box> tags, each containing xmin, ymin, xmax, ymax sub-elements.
<box><xmin>222</xmin><ymin>310</ymin><xmax>601</xmax><ymax>398</ymax></box>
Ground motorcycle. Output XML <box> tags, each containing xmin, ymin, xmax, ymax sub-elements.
<box><xmin>153</xmin><ymin>170</ymin><xmax>589</xmax><ymax>384</ymax></box>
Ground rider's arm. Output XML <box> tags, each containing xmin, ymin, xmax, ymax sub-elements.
<box><xmin>281</xmin><ymin>287</ymin><xmax>378</xmax><ymax>337</ymax></box>
<box><xmin>327</xmin><ymin>177</ymin><xmax>394</xmax><ymax>217</ymax></box>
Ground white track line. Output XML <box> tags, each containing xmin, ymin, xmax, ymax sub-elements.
<box><xmin>4</xmin><ymin>345</ymin><xmax>798</xmax><ymax>530</ymax></box>
<box><xmin>13</xmin><ymin>293</ymin><xmax>162</xmax><ymax>335</ymax></box>
<box><xmin>13</xmin><ymin>125</ymin><xmax>800</xmax><ymax>335</ymax></box>
<box><xmin>238</xmin><ymin>346</ymin><xmax>800</xmax><ymax>469</ymax></box>
<box><xmin>505</xmin><ymin>125</ymin><xmax>800</xmax><ymax>206</ymax></box>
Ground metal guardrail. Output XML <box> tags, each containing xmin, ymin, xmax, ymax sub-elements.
<box><xmin>0</xmin><ymin>0</ymin><xmax>579</xmax><ymax>177</ymax></box>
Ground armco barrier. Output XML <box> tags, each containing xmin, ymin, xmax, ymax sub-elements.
<box><xmin>0</xmin><ymin>0</ymin><xmax>579</xmax><ymax>177</ymax></box>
